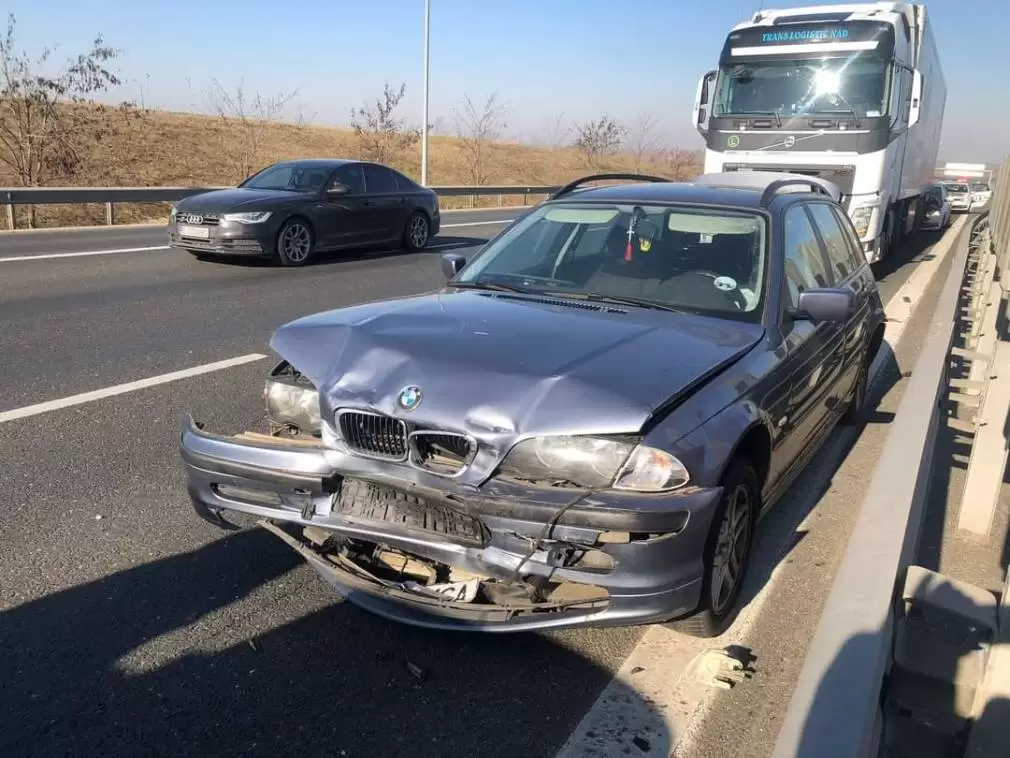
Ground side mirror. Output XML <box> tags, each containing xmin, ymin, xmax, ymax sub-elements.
<box><xmin>441</xmin><ymin>253</ymin><xmax>466</xmax><ymax>279</ymax></box>
<box><xmin>795</xmin><ymin>288</ymin><xmax>854</xmax><ymax>322</ymax></box>
<box><xmin>907</xmin><ymin>69</ymin><xmax>923</xmax><ymax>128</ymax></box>
<box><xmin>327</xmin><ymin>183</ymin><xmax>351</xmax><ymax>196</ymax></box>
<box><xmin>692</xmin><ymin>70</ymin><xmax>717</xmax><ymax>133</ymax></box>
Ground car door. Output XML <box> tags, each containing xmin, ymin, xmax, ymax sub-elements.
<box><xmin>805</xmin><ymin>201</ymin><xmax>871</xmax><ymax>409</ymax></box>
<box><xmin>318</xmin><ymin>163</ymin><xmax>372</xmax><ymax>249</ymax></box>
<box><xmin>361</xmin><ymin>163</ymin><xmax>409</xmax><ymax>244</ymax></box>
<box><xmin>773</xmin><ymin>202</ymin><xmax>848</xmax><ymax>476</ymax></box>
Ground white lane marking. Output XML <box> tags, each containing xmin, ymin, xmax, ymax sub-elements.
<box><xmin>0</xmin><ymin>353</ymin><xmax>268</xmax><ymax>424</ymax></box>
<box><xmin>556</xmin><ymin>217</ymin><xmax>968</xmax><ymax>758</ymax></box>
<box><xmin>0</xmin><ymin>245</ymin><xmax>170</xmax><ymax>263</ymax></box>
<box><xmin>441</xmin><ymin>218</ymin><xmax>514</xmax><ymax>229</ymax></box>
<box><xmin>0</xmin><ymin>218</ymin><xmax>515</xmax><ymax>263</ymax></box>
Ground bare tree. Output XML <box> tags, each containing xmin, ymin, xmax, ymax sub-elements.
<box><xmin>629</xmin><ymin>111</ymin><xmax>660</xmax><ymax>171</ymax></box>
<box><xmin>206</xmin><ymin>78</ymin><xmax>299</xmax><ymax>179</ymax></box>
<box><xmin>350</xmin><ymin>81</ymin><xmax>419</xmax><ymax>165</ymax></box>
<box><xmin>452</xmin><ymin>92</ymin><xmax>507</xmax><ymax>185</ymax></box>
<box><xmin>541</xmin><ymin>111</ymin><xmax>570</xmax><ymax>148</ymax></box>
<box><xmin>664</xmin><ymin>147</ymin><xmax>701</xmax><ymax>179</ymax></box>
<box><xmin>0</xmin><ymin>12</ymin><xmax>123</xmax><ymax>215</ymax></box>
<box><xmin>572</xmin><ymin>116</ymin><xmax>627</xmax><ymax>168</ymax></box>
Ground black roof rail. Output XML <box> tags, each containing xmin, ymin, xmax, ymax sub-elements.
<box><xmin>758</xmin><ymin>177</ymin><xmax>833</xmax><ymax>208</ymax></box>
<box><xmin>550</xmin><ymin>173</ymin><xmax>670</xmax><ymax>200</ymax></box>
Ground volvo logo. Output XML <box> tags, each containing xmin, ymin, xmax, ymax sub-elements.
<box><xmin>783</xmin><ymin>136</ymin><xmax>796</xmax><ymax>148</ymax></box>
<box><xmin>180</xmin><ymin>213</ymin><xmax>204</xmax><ymax>225</ymax></box>
<box><xmin>397</xmin><ymin>385</ymin><xmax>423</xmax><ymax>411</ymax></box>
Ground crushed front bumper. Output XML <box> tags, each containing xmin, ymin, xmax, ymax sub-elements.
<box><xmin>179</xmin><ymin>414</ymin><xmax>724</xmax><ymax>632</ymax></box>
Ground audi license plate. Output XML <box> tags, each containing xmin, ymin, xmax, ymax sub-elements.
<box><xmin>178</xmin><ymin>224</ymin><xmax>210</xmax><ymax>239</ymax></box>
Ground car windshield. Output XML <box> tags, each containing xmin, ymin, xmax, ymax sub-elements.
<box><xmin>241</xmin><ymin>163</ymin><xmax>331</xmax><ymax>192</ymax></box>
<box><xmin>452</xmin><ymin>201</ymin><xmax>768</xmax><ymax>322</ymax></box>
<box><xmin>713</xmin><ymin>56</ymin><xmax>892</xmax><ymax>120</ymax></box>
<box><xmin>946</xmin><ymin>183</ymin><xmax>969</xmax><ymax>194</ymax></box>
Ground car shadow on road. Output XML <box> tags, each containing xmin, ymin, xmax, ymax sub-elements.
<box><xmin>0</xmin><ymin>527</ymin><xmax>667</xmax><ymax>758</ymax></box>
<box><xmin>871</xmin><ymin>227</ymin><xmax>946</xmax><ymax>281</ymax></box>
<box><xmin>192</xmin><ymin>235</ymin><xmax>488</xmax><ymax>269</ymax></box>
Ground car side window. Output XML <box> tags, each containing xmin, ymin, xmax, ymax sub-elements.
<box><xmin>362</xmin><ymin>164</ymin><xmax>399</xmax><ymax>194</ymax></box>
<box><xmin>390</xmin><ymin>169</ymin><xmax>418</xmax><ymax>191</ymax></box>
<box><xmin>807</xmin><ymin>203</ymin><xmax>858</xmax><ymax>281</ymax></box>
<box><xmin>783</xmin><ymin>205</ymin><xmax>831</xmax><ymax>308</ymax></box>
<box><xmin>331</xmin><ymin>164</ymin><xmax>365</xmax><ymax>194</ymax></box>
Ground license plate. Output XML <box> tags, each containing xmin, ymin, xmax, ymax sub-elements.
<box><xmin>178</xmin><ymin>224</ymin><xmax>210</xmax><ymax>239</ymax></box>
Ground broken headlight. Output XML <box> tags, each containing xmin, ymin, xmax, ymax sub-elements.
<box><xmin>498</xmin><ymin>435</ymin><xmax>689</xmax><ymax>492</ymax></box>
<box><xmin>263</xmin><ymin>361</ymin><xmax>321</xmax><ymax>434</ymax></box>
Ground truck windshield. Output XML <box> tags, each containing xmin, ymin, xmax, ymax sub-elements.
<box><xmin>713</xmin><ymin>56</ymin><xmax>893</xmax><ymax>120</ymax></box>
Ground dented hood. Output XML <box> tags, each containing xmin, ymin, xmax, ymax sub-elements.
<box><xmin>270</xmin><ymin>290</ymin><xmax>764</xmax><ymax>438</ymax></box>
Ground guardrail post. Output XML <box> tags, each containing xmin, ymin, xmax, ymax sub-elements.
<box><xmin>105</xmin><ymin>202</ymin><xmax>115</xmax><ymax>226</ymax></box>
<box><xmin>5</xmin><ymin>202</ymin><xmax>13</xmax><ymax>231</ymax></box>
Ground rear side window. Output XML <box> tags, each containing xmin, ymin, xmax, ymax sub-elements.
<box><xmin>806</xmin><ymin>203</ymin><xmax>860</xmax><ymax>281</ymax></box>
<box><xmin>362</xmin><ymin>164</ymin><xmax>399</xmax><ymax>193</ymax></box>
<box><xmin>782</xmin><ymin>205</ymin><xmax>831</xmax><ymax>307</ymax></box>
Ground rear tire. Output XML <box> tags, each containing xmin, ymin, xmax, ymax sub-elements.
<box><xmin>665</xmin><ymin>459</ymin><xmax>758</xmax><ymax>638</ymax></box>
<box><xmin>403</xmin><ymin>211</ymin><xmax>430</xmax><ymax>253</ymax></box>
<box><xmin>275</xmin><ymin>218</ymin><xmax>315</xmax><ymax>267</ymax></box>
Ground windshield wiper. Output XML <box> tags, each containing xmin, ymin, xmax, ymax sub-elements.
<box><xmin>551</xmin><ymin>291</ymin><xmax>687</xmax><ymax>313</ymax></box>
<box><xmin>447</xmin><ymin>279</ymin><xmax>539</xmax><ymax>295</ymax></box>
<box><xmin>724</xmin><ymin>110</ymin><xmax>782</xmax><ymax>127</ymax></box>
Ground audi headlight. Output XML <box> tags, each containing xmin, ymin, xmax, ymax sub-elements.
<box><xmin>263</xmin><ymin>362</ymin><xmax>321</xmax><ymax>433</ymax></box>
<box><xmin>222</xmin><ymin>211</ymin><xmax>272</xmax><ymax>224</ymax></box>
<box><xmin>849</xmin><ymin>205</ymin><xmax>875</xmax><ymax>238</ymax></box>
<box><xmin>498</xmin><ymin>435</ymin><xmax>690</xmax><ymax>492</ymax></box>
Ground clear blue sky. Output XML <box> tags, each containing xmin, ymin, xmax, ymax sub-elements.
<box><xmin>3</xmin><ymin>0</ymin><xmax>1002</xmax><ymax>162</ymax></box>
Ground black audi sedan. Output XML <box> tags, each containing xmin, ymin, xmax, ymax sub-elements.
<box><xmin>168</xmin><ymin>158</ymin><xmax>441</xmax><ymax>266</ymax></box>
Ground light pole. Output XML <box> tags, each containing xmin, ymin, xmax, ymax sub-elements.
<box><xmin>421</xmin><ymin>0</ymin><xmax>431</xmax><ymax>186</ymax></box>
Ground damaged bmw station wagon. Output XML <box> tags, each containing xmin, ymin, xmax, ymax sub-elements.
<box><xmin>180</xmin><ymin>171</ymin><xmax>886</xmax><ymax>637</ymax></box>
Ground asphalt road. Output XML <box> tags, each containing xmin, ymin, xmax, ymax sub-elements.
<box><xmin>0</xmin><ymin>210</ymin><xmax>956</xmax><ymax>758</ymax></box>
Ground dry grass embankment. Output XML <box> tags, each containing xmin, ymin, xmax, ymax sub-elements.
<box><xmin>0</xmin><ymin>107</ymin><xmax>703</xmax><ymax>230</ymax></box>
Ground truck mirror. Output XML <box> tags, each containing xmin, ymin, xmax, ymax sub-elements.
<box><xmin>907</xmin><ymin>69</ymin><xmax>923</xmax><ymax>128</ymax></box>
<box><xmin>693</xmin><ymin>70</ymin><xmax>717</xmax><ymax>133</ymax></box>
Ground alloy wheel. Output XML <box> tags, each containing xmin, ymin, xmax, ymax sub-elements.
<box><xmin>710</xmin><ymin>482</ymin><xmax>753</xmax><ymax>615</ymax></box>
<box><xmin>281</xmin><ymin>222</ymin><xmax>311</xmax><ymax>263</ymax></box>
<box><xmin>408</xmin><ymin>215</ymin><xmax>429</xmax><ymax>249</ymax></box>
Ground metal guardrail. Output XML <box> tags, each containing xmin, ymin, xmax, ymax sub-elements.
<box><xmin>0</xmin><ymin>184</ymin><xmax>562</xmax><ymax>229</ymax></box>
<box><xmin>772</xmin><ymin>158</ymin><xmax>1010</xmax><ymax>757</ymax></box>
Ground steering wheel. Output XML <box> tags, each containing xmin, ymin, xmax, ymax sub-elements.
<box><xmin>680</xmin><ymin>270</ymin><xmax>750</xmax><ymax>311</ymax></box>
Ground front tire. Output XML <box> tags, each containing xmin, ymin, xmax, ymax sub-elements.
<box><xmin>275</xmin><ymin>218</ymin><xmax>315</xmax><ymax>267</ymax></box>
<box><xmin>666</xmin><ymin>459</ymin><xmax>758</xmax><ymax>638</ymax></box>
<box><xmin>840</xmin><ymin>349</ymin><xmax>871</xmax><ymax>426</ymax></box>
<box><xmin>403</xmin><ymin>211</ymin><xmax>430</xmax><ymax>253</ymax></box>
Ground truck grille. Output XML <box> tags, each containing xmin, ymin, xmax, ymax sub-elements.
<box><xmin>337</xmin><ymin>410</ymin><xmax>408</xmax><ymax>460</ymax></box>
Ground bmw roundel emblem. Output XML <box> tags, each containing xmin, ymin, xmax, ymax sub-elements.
<box><xmin>397</xmin><ymin>385</ymin><xmax>423</xmax><ymax>411</ymax></box>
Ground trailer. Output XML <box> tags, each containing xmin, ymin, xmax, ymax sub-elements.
<box><xmin>692</xmin><ymin>2</ymin><xmax>947</xmax><ymax>263</ymax></box>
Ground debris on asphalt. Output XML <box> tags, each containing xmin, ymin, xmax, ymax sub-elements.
<box><xmin>405</xmin><ymin>660</ymin><xmax>427</xmax><ymax>682</ymax></box>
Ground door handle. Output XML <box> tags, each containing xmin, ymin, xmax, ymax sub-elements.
<box><xmin>362</xmin><ymin>199</ymin><xmax>373</xmax><ymax>207</ymax></box>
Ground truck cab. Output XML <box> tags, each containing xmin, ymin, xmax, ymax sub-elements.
<box><xmin>692</xmin><ymin>2</ymin><xmax>946</xmax><ymax>265</ymax></box>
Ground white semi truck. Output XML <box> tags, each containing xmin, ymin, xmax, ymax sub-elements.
<box><xmin>692</xmin><ymin>2</ymin><xmax>946</xmax><ymax>263</ymax></box>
